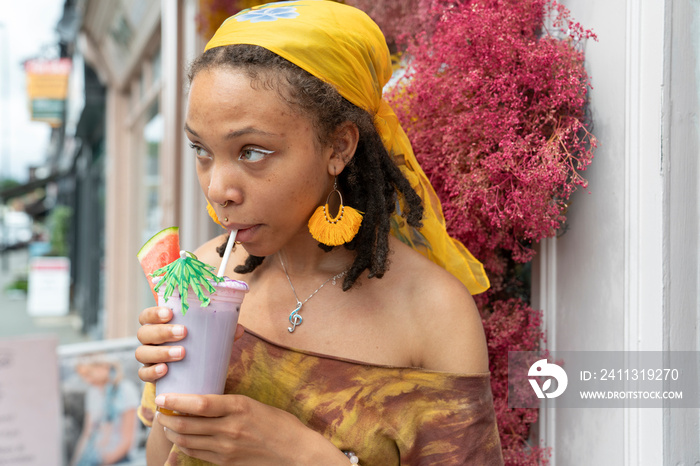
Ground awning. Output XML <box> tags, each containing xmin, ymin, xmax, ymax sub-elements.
<box><xmin>0</xmin><ymin>172</ymin><xmax>69</xmax><ymax>201</ymax></box>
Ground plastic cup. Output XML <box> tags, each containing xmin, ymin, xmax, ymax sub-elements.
<box><xmin>154</xmin><ymin>278</ymin><xmax>248</xmax><ymax>400</ymax></box>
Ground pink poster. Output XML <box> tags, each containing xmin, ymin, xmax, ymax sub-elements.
<box><xmin>0</xmin><ymin>335</ymin><xmax>61</xmax><ymax>466</ymax></box>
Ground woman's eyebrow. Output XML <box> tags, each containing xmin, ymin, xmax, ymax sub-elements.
<box><xmin>184</xmin><ymin>123</ymin><xmax>276</xmax><ymax>139</ymax></box>
<box><xmin>224</xmin><ymin>127</ymin><xmax>277</xmax><ymax>139</ymax></box>
<box><xmin>184</xmin><ymin>123</ymin><xmax>199</xmax><ymax>137</ymax></box>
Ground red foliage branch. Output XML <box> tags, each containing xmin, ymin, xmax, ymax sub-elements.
<box><xmin>483</xmin><ymin>297</ymin><xmax>549</xmax><ymax>464</ymax></box>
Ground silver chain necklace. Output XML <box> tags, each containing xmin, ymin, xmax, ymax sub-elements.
<box><xmin>278</xmin><ymin>254</ymin><xmax>347</xmax><ymax>333</ymax></box>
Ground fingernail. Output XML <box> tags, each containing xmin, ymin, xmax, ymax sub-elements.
<box><xmin>168</xmin><ymin>347</ymin><xmax>182</xmax><ymax>358</ymax></box>
<box><xmin>172</xmin><ymin>325</ymin><xmax>185</xmax><ymax>337</ymax></box>
<box><xmin>155</xmin><ymin>395</ymin><xmax>165</xmax><ymax>406</ymax></box>
<box><xmin>155</xmin><ymin>364</ymin><xmax>166</xmax><ymax>375</ymax></box>
<box><xmin>158</xmin><ymin>308</ymin><xmax>170</xmax><ymax>320</ymax></box>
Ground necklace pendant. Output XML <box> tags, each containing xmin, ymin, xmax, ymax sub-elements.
<box><xmin>288</xmin><ymin>302</ymin><xmax>303</xmax><ymax>333</ymax></box>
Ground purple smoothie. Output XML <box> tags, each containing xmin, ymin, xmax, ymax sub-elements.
<box><xmin>155</xmin><ymin>277</ymin><xmax>248</xmax><ymax>396</ymax></box>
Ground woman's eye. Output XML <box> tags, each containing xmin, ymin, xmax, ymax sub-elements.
<box><xmin>239</xmin><ymin>147</ymin><xmax>274</xmax><ymax>163</ymax></box>
<box><xmin>189</xmin><ymin>143</ymin><xmax>210</xmax><ymax>158</ymax></box>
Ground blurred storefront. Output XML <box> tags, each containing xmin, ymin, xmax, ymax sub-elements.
<box><xmin>22</xmin><ymin>0</ymin><xmax>220</xmax><ymax>338</ymax></box>
<box><xmin>74</xmin><ymin>0</ymin><xmax>217</xmax><ymax>338</ymax></box>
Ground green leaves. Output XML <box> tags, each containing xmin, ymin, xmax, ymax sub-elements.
<box><xmin>151</xmin><ymin>251</ymin><xmax>224</xmax><ymax>315</ymax></box>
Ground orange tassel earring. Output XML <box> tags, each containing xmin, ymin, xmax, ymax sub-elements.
<box><xmin>308</xmin><ymin>178</ymin><xmax>363</xmax><ymax>246</ymax></box>
<box><xmin>206</xmin><ymin>201</ymin><xmax>224</xmax><ymax>227</ymax></box>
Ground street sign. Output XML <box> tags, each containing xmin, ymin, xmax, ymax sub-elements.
<box><xmin>27</xmin><ymin>256</ymin><xmax>70</xmax><ymax>317</ymax></box>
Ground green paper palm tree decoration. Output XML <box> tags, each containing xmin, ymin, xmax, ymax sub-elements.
<box><xmin>152</xmin><ymin>251</ymin><xmax>224</xmax><ymax>315</ymax></box>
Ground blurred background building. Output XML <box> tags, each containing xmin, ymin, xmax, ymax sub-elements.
<box><xmin>1</xmin><ymin>0</ymin><xmax>217</xmax><ymax>341</ymax></box>
<box><xmin>75</xmin><ymin>0</ymin><xmax>217</xmax><ymax>338</ymax></box>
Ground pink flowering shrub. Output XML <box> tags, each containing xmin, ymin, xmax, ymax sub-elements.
<box><xmin>345</xmin><ymin>0</ymin><xmax>435</xmax><ymax>49</ymax></box>
<box><xmin>483</xmin><ymin>298</ymin><xmax>549</xmax><ymax>464</ymax></box>
<box><xmin>387</xmin><ymin>0</ymin><xmax>596</xmax><ymax>274</ymax></box>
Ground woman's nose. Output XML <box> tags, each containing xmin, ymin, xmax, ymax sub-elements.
<box><xmin>207</xmin><ymin>163</ymin><xmax>242</xmax><ymax>207</ymax></box>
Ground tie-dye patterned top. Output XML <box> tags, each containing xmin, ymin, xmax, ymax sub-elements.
<box><xmin>139</xmin><ymin>330</ymin><xmax>504</xmax><ymax>465</ymax></box>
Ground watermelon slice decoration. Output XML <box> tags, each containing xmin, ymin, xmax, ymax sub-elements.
<box><xmin>137</xmin><ymin>226</ymin><xmax>181</xmax><ymax>303</ymax></box>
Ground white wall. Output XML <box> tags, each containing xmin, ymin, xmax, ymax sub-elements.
<box><xmin>531</xmin><ymin>0</ymin><xmax>700</xmax><ymax>463</ymax></box>
<box><xmin>533</xmin><ymin>0</ymin><xmax>629</xmax><ymax>459</ymax></box>
<box><xmin>662</xmin><ymin>0</ymin><xmax>700</xmax><ymax>462</ymax></box>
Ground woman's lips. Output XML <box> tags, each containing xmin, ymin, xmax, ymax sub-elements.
<box><xmin>226</xmin><ymin>224</ymin><xmax>260</xmax><ymax>242</ymax></box>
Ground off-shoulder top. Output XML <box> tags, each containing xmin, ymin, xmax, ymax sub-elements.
<box><xmin>139</xmin><ymin>329</ymin><xmax>503</xmax><ymax>465</ymax></box>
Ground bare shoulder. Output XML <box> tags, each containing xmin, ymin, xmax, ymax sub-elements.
<box><xmin>192</xmin><ymin>234</ymin><xmax>249</xmax><ymax>279</ymax></box>
<box><xmin>193</xmin><ymin>234</ymin><xmax>228</xmax><ymax>267</ymax></box>
<box><xmin>387</xmin><ymin>237</ymin><xmax>489</xmax><ymax>374</ymax></box>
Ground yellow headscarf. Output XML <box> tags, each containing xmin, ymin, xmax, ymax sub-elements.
<box><xmin>203</xmin><ymin>0</ymin><xmax>489</xmax><ymax>294</ymax></box>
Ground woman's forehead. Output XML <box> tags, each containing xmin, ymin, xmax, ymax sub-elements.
<box><xmin>189</xmin><ymin>67</ymin><xmax>296</xmax><ymax>110</ymax></box>
<box><xmin>186</xmin><ymin>69</ymin><xmax>312</xmax><ymax>133</ymax></box>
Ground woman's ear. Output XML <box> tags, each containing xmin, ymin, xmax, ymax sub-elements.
<box><xmin>328</xmin><ymin>121</ymin><xmax>359</xmax><ymax>175</ymax></box>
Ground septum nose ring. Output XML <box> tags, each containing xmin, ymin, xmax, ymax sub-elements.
<box><xmin>220</xmin><ymin>200</ymin><xmax>230</xmax><ymax>208</ymax></box>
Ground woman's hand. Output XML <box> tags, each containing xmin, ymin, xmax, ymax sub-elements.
<box><xmin>155</xmin><ymin>394</ymin><xmax>351</xmax><ymax>465</ymax></box>
<box><xmin>134</xmin><ymin>306</ymin><xmax>188</xmax><ymax>383</ymax></box>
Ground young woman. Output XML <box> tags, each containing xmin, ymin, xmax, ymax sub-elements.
<box><xmin>135</xmin><ymin>1</ymin><xmax>502</xmax><ymax>464</ymax></box>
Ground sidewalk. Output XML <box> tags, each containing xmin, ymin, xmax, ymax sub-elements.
<box><xmin>0</xmin><ymin>247</ymin><xmax>90</xmax><ymax>345</ymax></box>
